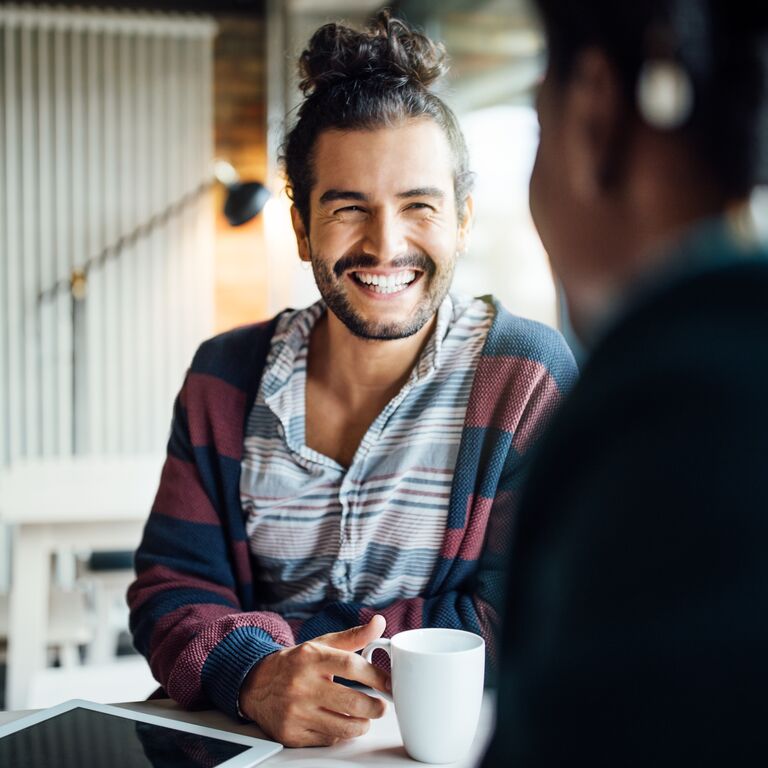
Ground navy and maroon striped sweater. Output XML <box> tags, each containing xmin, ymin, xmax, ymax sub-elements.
<box><xmin>128</xmin><ymin>298</ymin><xmax>577</xmax><ymax>719</ymax></box>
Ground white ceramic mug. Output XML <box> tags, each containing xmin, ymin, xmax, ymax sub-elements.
<box><xmin>362</xmin><ymin>627</ymin><xmax>485</xmax><ymax>764</ymax></box>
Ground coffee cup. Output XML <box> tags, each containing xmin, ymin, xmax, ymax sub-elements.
<box><xmin>362</xmin><ymin>627</ymin><xmax>485</xmax><ymax>764</ymax></box>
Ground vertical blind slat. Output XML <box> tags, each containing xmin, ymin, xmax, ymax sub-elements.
<box><xmin>201</xmin><ymin>34</ymin><xmax>215</xmax><ymax>352</ymax></box>
<box><xmin>194</xmin><ymin>37</ymin><xmax>214</xmax><ymax>358</ymax></box>
<box><xmin>53</xmin><ymin>24</ymin><xmax>73</xmax><ymax>456</ymax></box>
<box><xmin>0</xmin><ymin>28</ymin><xmax>8</xmax><ymax>466</ymax></box>
<box><xmin>71</xmin><ymin>24</ymin><xmax>89</xmax><ymax>453</ymax></box>
<box><xmin>86</xmin><ymin>27</ymin><xmax>105</xmax><ymax>455</ymax></box>
<box><xmin>5</xmin><ymin>24</ymin><xmax>24</xmax><ymax>461</ymax></box>
<box><xmin>117</xmin><ymin>31</ymin><xmax>133</xmax><ymax>452</ymax></box>
<box><xmin>165</xmin><ymin>37</ymin><xmax>182</xmax><ymax>412</ymax></box>
<box><xmin>38</xmin><ymin>27</ymin><xmax>57</xmax><ymax>458</ymax></box>
<box><xmin>180</xmin><ymin>38</ymin><xmax>194</xmax><ymax>370</ymax></box>
<box><xmin>148</xmin><ymin>34</ymin><xmax>166</xmax><ymax>450</ymax></box>
<box><xmin>21</xmin><ymin>22</ymin><xmax>40</xmax><ymax>457</ymax></box>
<box><xmin>133</xmin><ymin>33</ymin><xmax>150</xmax><ymax>450</ymax></box>
<box><xmin>101</xmin><ymin>29</ymin><xmax>120</xmax><ymax>453</ymax></box>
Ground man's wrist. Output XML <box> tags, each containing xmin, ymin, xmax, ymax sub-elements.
<box><xmin>237</xmin><ymin>656</ymin><xmax>267</xmax><ymax>721</ymax></box>
<box><xmin>201</xmin><ymin>627</ymin><xmax>285</xmax><ymax>720</ymax></box>
<box><xmin>238</xmin><ymin>646</ymin><xmax>285</xmax><ymax>723</ymax></box>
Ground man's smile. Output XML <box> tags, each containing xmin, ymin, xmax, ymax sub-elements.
<box><xmin>348</xmin><ymin>269</ymin><xmax>423</xmax><ymax>296</ymax></box>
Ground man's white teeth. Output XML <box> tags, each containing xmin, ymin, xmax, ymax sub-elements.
<box><xmin>354</xmin><ymin>270</ymin><xmax>416</xmax><ymax>293</ymax></box>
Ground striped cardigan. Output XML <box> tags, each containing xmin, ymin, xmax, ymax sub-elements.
<box><xmin>128</xmin><ymin>299</ymin><xmax>577</xmax><ymax>719</ymax></box>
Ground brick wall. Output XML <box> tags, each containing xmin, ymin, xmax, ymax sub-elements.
<box><xmin>213</xmin><ymin>14</ymin><xmax>269</xmax><ymax>332</ymax></box>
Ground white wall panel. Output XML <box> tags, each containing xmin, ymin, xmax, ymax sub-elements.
<box><xmin>0</xmin><ymin>6</ymin><xmax>217</xmax><ymax>465</ymax></box>
<box><xmin>38</xmin><ymin>26</ymin><xmax>57</xmax><ymax>458</ymax></box>
<box><xmin>53</xmin><ymin>23</ymin><xmax>73</xmax><ymax>456</ymax></box>
<box><xmin>85</xmin><ymin>26</ymin><xmax>105</xmax><ymax>455</ymax></box>
<box><xmin>4</xmin><ymin>23</ymin><xmax>24</xmax><ymax>461</ymax></box>
<box><xmin>20</xmin><ymin>20</ymin><xmax>40</xmax><ymax>457</ymax></box>
<box><xmin>0</xmin><ymin>27</ymin><xmax>8</xmax><ymax>465</ymax></box>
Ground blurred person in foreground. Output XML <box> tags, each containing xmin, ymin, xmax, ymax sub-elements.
<box><xmin>483</xmin><ymin>1</ymin><xmax>768</xmax><ymax>765</ymax></box>
<box><xmin>128</xmin><ymin>12</ymin><xmax>576</xmax><ymax>748</ymax></box>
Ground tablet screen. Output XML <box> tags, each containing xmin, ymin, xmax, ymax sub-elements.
<box><xmin>0</xmin><ymin>706</ymin><xmax>251</xmax><ymax>768</ymax></box>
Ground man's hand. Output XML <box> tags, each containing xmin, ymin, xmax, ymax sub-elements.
<box><xmin>239</xmin><ymin>615</ymin><xmax>391</xmax><ymax>747</ymax></box>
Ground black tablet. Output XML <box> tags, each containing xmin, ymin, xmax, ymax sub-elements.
<box><xmin>0</xmin><ymin>698</ymin><xmax>282</xmax><ymax>768</ymax></box>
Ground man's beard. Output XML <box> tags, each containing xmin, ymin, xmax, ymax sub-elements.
<box><xmin>310</xmin><ymin>248</ymin><xmax>455</xmax><ymax>340</ymax></box>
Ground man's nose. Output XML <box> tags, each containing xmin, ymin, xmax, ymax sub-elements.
<box><xmin>360</xmin><ymin>210</ymin><xmax>408</xmax><ymax>262</ymax></box>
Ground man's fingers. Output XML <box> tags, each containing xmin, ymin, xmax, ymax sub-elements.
<box><xmin>303</xmin><ymin>731</ymin><xmax>340</xmax><ymax>748</ymax></box>
<box><xmin>321</xmin><ymin>681</ymin><xmax>388</xmax><ymax>719</ymax></box>
<box><xmin>279</xmin><ymin>727</ymin><xmax>341</xmax><ymax>748</ymax></box>
<box><xmin>315</xmin><ymin>614</ymin><xmax>386</xmax><ymax>653</ymax></box>
<box><xmin>314</xmin><ymin>709</ymin><xmax>371</xmax><ymax>741</ymax></box>
<box><xmin>313</xmin><ymin>646</ymin><xmax>390</xmax><ymax>693</ymax></box>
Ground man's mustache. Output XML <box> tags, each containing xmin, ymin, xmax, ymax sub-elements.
<box><xmin>333</xmin><ymin>252</ymin><xmax>436</xmax><ymax>278</ymax></box>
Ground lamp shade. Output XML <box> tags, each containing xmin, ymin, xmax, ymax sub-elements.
<box><xmin>224</xmin><ymin>181</ymin><xmax>270</xmax><ymax>226</ymax></box>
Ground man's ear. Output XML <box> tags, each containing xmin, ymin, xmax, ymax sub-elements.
<box><xmin>457</xmin><ymin>194</ymin><xmax>474</xmax><ymax>254</ymax></box>
<box><xmin>290</xmin><ymin>205</ymin><xmax>311</xmax><ymax>262</ymax></box>
<box><xmin>565</xmin><ymin>48</ymin><xmax>628</xmax><ymax>200</ymax></box>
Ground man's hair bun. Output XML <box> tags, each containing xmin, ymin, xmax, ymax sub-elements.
<box><xmin>298</xmin><ymin>10</ymin><xmax>448</xmax><ymax>96</ymax></box>
<box><xmin>283</xmin><ymin>10</ymin><xmax>471</xmax><ymax>229</ymax></box>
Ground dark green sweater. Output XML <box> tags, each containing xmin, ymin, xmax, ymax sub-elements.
<box><xmin>484</xmin><ymin>221</ymin><xmax>768</xmax><ymax>767</ymax></box>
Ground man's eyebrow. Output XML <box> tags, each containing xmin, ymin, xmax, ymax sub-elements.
<box><xmin>397</xmin><ymin>187</ymin><xmax>446</xmax><ymax>200</ymax></box>
<box><xmin>318</xmin><ymin>189</ymin><xmax>370</xmax><ymax>204</ymax></box>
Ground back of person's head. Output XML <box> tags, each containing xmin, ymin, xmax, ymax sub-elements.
<box><xmin>533</xmin><ymin>0</ymin><xmax>768</xmax><ymax>198</ymax></box>
<box><xmin>282</xmin><ymin>11</ymin><xmax>472</xmax><ymax>229</ymax></box>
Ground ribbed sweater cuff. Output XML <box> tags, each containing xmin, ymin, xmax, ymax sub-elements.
<box><xmin>201</xmin><ymin>626</ymin><xmax>285</xmax><ymax>720</ymax></box>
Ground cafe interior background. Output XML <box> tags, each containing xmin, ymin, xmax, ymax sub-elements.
<box><xmin>0</xmin><ymin>0</ymin><xmax>766</xmax><ymax>712</ymax></box>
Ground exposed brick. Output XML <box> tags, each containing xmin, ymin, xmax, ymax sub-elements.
<box><xmin>213</xmin><ymin>12</ymin><xmax>269</xmax><ymax>328</ymax></box>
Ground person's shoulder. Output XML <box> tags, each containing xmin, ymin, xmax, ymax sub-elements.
<box><xmin>570</xmin><ymin>258</ymin><xmax>768</xmax><ymax>429</ymax></box>
<box><xmin>480</xmin><ymin>296</ymin><xmax>578</xmax><ymax>392</ymax></box>
<box><xmin>597</xmin><ymin>258</ymin><xmax>768</xmax><ymax>373</ymax></box>
<box><xmin>188</xmin><ymin>313</ymin><xmax>285</xmax><ymax>390</ymax></box>
<box><xmin>643</xmin><ymin>256</ymin><xmax>768</xmax><ymax>316</ymax></box>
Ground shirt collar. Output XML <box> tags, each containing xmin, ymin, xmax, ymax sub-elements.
<box><xmin>262</xmin><ymin>293</ymin><xmax>456</xmax><ymax>411</ymax></box>
<box><xmin>411</xmin><ymin>293</ymin><xmax>454</xmax><ymax>383</ymax></box>
<box><xmin>260</xmin><ymin>300</ymin><xmax>324</xmax><ymax>401</ymax></box>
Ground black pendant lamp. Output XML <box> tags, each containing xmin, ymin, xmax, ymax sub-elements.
<box><xmin>215</xmin><ymin>160</ymin><xmax>270</xmax><ymax>226</ymax></box>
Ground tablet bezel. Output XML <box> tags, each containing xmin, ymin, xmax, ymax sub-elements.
<box><xmin>0</xmin><ymin>698</ymin><xmax>283</xmax><ymax>768</ymax></box>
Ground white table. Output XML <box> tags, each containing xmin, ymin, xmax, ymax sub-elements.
<box><xmin>0</xmin><ymin>692</ymin><xmax>495</xmax><ymax>766</ymax></box>
<box><xmin>0</xmin><ymin>455</ymin><xmax>163</xmax><ymax>709</ymax></box>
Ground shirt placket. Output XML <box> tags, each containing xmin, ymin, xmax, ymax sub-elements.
<box><xmin>333</xmin><ymin>381</ymin><xmax>417</xmax><ymax>602</ymax></box>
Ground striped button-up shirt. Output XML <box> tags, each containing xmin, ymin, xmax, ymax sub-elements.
<box><xmin>240</xmin><ymin>294</ymin><xmax>494</xmax><ymax>619</ymax></box>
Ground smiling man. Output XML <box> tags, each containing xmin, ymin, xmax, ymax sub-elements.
<box><xmin>128</xmin><ymin>12</ymin><xmax>576</xmax><ymax>748</ymax></box>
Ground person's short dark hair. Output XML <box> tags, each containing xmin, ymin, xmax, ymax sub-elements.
<box><xmin>534</xmin><ymin>0</ymin><xmax>768</xmax><ymax>197</ymax></box>
<box><xmin>282</xmin><ymin>10</ymin><xmax>473</xmax><ymax>230</ymax></box>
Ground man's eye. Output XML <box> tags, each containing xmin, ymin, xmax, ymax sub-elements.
<box><xmin>407</xmin><ymin>203</ymin><xmax>434</xmax><ymax>212</ymax></box>
<box><xmin>335</xmin><ymin>205</ymin><xmax>364</xmax><ymax>214</ymax></box>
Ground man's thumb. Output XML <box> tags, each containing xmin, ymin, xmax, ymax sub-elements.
<box><xmin>317</xmin><ymin>614</ymin><xmax>386</xmax><ymax>652</ymax></box>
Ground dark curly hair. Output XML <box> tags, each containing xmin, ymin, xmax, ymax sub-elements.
<box><xmin>282</xmin><ymin>11</ymin><xmax>473</xmax><ymax>229</ymax></box>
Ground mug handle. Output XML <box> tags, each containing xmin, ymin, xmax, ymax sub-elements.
<box><xmin>361</xmin><ymin>639</ymin><xmax>393</xmax><ymax>703</ymax></box>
